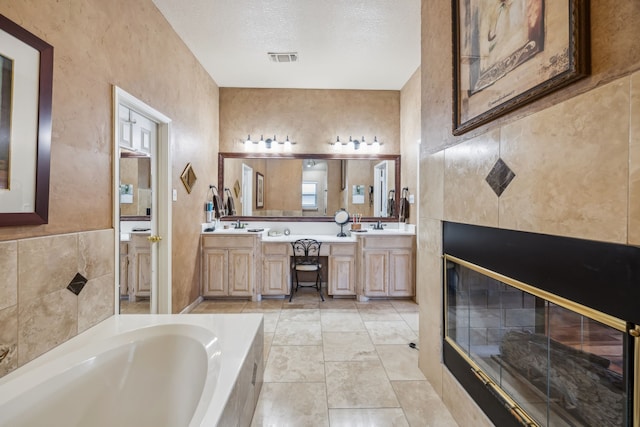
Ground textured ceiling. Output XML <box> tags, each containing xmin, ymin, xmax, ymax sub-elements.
<box><xmin>152</xmin><ymin>0</ymin><xmax>421</xmax><ymax>90</ymax></box>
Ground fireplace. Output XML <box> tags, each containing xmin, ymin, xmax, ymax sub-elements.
<box><xmin>443</xmin><ymin>222</ymin><xmax>639</xmax><ymax>427</ymax></box>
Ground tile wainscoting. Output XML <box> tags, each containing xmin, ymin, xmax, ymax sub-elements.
<box><xmin>0</xmin><ymin>229</ymin><xmax>115</xmax><ymax>378</ymax></box>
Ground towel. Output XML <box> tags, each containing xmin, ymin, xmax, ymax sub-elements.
<box><xmin>399</xmin><ymin>188</ymin><xmax>409</xmax><ymax>222</ymax></box>
<box><xmin>224</xmin><ymin>188</ymin><xmax>236</xmax><ymax>215</ymax></box>
<box><xmin>387</xmin><ymin>190</ymin><xmax>395</xmax><ymax>217</ymax></box>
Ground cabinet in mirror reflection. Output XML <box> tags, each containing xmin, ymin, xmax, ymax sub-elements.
<box><xmin>219</xmin><ymin>153</ymin><xmax>401</xmax><ymax>221</ymax></box>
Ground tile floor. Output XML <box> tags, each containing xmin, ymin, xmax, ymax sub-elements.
<box><xmin>191</xmin><ymin>290</ymin><xmax>459</xmax><ymax>427</ymax></box>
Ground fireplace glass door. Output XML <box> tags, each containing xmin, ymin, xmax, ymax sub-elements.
<box><xmin>445</xmin><ymin>255</ymin><xmax>629</xmax><ymax>427</ymax></box>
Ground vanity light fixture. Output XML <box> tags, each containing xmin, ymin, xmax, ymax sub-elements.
<box><xmin>330</xmin><ymin>136</ymin><xmax>382</xmax><ymax>153</ymax></box>
<box><xmin>243</xmin><ymin>135</ymin><xmax>295</xmax><ymax>152</ymax></box>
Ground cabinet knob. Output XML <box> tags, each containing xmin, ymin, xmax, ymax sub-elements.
<box><xmin>147</xmin><ymin>235</ymin><xmax>162</xmax><ymax>243</ymax></box>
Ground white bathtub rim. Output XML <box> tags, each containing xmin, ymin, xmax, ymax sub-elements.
<box><xmin>0</xmin><ymin>314</ymin><xmax>264</xmax><ymax>427</ymax></box>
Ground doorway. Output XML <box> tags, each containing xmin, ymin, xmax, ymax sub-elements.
<box><xmin>113</xmin><ymin>86</ymin><xmax>172</xmax><ymax>314</ymax></box>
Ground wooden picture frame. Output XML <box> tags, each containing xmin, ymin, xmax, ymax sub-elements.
<box><xmin>256</xmin><ymin>172</ymin><xmax>264</xmax><ymax>209</ymax></box>
<box><xmin>0</xmin><ymin>15</ymin><xmax>53</xmax><ymax>226</ymax></box>
<box><xmin>180</xmin><ymin>163</ymin><xmax>197</xmax><ymax>194</ymax></box>
<box><xmin>452</xmin><ymin>0</ymin><xmax>589</xmax><ymax>135</ymax></box>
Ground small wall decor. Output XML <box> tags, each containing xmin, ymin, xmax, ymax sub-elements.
<box><xmin>0</xmin><ymin>14</ymin><xmax>54</xmax><ymax>226</ymax></box>
<box><xmin>180</xmin><ymin>163</ymin><xmax>197</xmax><ymax>194</ymax></box>
<box><xmin>256</xmin><ymin>172</ymin><xmax>264</xmax><ymax>209</ymax></box>
<box><xmin>452</xmin><ymin>0</ymin><xmax>589</xmax><ymax>135</ymax></box>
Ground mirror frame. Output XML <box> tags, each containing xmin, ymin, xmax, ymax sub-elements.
<box><xmin>218</xmin><ymin>152</ymin><xmax>401</xmax><ymax>222</ymax></box>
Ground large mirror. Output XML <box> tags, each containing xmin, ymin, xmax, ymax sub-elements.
<box><xmin>218</xmin><ymin>153</ymin><xmax>401</xmax><ymax>221</ymax></box>
<box><xmin>119</xmin><ymin>151</ymin><xmax>151</xmax><ymax>220</ymax></box>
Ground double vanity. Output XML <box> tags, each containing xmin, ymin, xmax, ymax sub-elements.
<box><xmin>200</xmin><ymin>222</ymin><xmax>416</xmax><ymax>302</ymax></box>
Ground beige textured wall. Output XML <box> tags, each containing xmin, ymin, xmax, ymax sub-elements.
<box><xmin>400</xmin><ymin>68</ymin><xmax>421</xmax><ymax>225</ymax></box>
<box><xmin>219</xmin><ymin>88</ymin><xmax>400</xmax><ymax>154</ymax></box>
<box><xmin>418</xmin><ymin>1</ymin><xmax>640</xmax><ymax>426</ymax></box>
<box><xmin>0</xmin><ymin>0</ymin><xmax>219</xmax><ymax>371</ymax></box>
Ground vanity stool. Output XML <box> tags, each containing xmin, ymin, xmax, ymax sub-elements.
<box><xmin>290</xmin><ymin>239</ymin><xmax>325</xmax><ymax>302</ymax></box>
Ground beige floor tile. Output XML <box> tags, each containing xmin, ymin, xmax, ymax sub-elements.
<box><xmin>329</xmin><ymin>408</ymin><xmax>409</xmax><ymax>426</ymax></box>
<box><xmin>376</xmin><ymin>345</ymin><xmax>425</xmax><ymax>380</ymax></box>
<box><xmin>191</xmin><ymin>300</ymin><xmax>246</xmax><ymax>313</ymax></box>
<box><xmin>272</xmin><ymin>321</ymin><xmax>322</xmax><ymax>345</ymax></box>
<box><xmin>243</xmin><ymin>298</ymin><xmax>284</xmax><ymax>312</ymax></box>
<box><xmin>399</xmin><ymin>312</ymin><xmax>419</xmax><ymax>332</ymax></box>
<box><xmin>251</xmin><ymin>382</ymin><xmax>329</xmax><ymax>427</ymax></box>
<box><xmin>119</xmin><ymin>300</ymin><xmax>150</xmax><ymax>314</ymax></box>
<box><xmin>279</xmin><ymin>308</ymin><xmax>320</xmax><ymax>322</ymax></box>
<box><xmin>355</xmin><ymin>300</ymin><xmax>395</xmax><ymax>311</ymax></box>
<box><xmin>264</xmin><ymin>345</ymin><xmax>325</xmax><ymax>382</ymax></box>
<box><xmin>392</xmin><ymin>381</ymin><xmax>459</xmax><ymax>427</ymax></box>
<box><xmin>358</xmin><ymin>307</ymin><xmax>403</xmax><ymax>321</ymax></box>
<box><xmin>323</xmin><ymin>332</ymin><xmax>378</xmax><ymax>361</ymax></box>
<box><xmin>319</xmin><ymin>298</ymin><xmax>357</xmax><ymax>310</ymax></box>
<box><xmin>389</xmin><ymin>299</ymin><xmax>419</xmax><ymax>312</ymax></box>
<box><xmin>261</xmin><ymin>312</ymin><xmax>280</xmax><ymax>333</ymax></box>
<box><xmin>364</xmin><ymin>320</ymin><xmax>418</xmax><ymax>345</ymax></box>
<box><xmin>263</xmin><ymin>332</ymin><xmax>274</xmax><ymax>364</ymax></box>
<box><xmin>320</xmin><ymin>311</ymin><xmax>365</xmax><ymax>332</ymax></box>
<box><xmin>325</xmin><ymin>360</ymin><xmax>400</xmax><ymax>409</ymax></box>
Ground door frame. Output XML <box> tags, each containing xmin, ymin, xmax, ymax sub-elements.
<box><xmin>113</xmin><ymin>86</ymin><xmax>172</xmax><ymax>314</ymax></box>
<box><xmin>242</xmin><ymin>163</ymin><xmax>253</xmax><ymax>216</ymax></box>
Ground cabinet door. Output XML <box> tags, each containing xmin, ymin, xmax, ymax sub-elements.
<box><xmin>389</xmin><ymin>249</ymin><xmax>414</xmax><ymax>296</ymax></box>
<box><xmin>202</xmin><ymin>248</ymin><xmax>228</xmax><ymax>296</ymax></box>
<box><xmin>328</xmin><ymin>255</ymin><xmax>355</xmax><ymax>295</ymax></box>
<box><xmin>229</xmin><ymin>249</ymin><xmax>253</xmax><ymax>296</ymax></box>
<box><xmin>119</xmin><ymin>242</ymin><xmax>129</xmax><ymax>296</ymax></box>
<box><xmin>363</xmin><ymin>250</ymin><xmax>388</xmax><ymax>296</ymax></box>
<box><xmin>262</xmin><ymin>256</ymin><xmax>290</xmax><ymax>295</ymax></box>
<box><xmin>135</xmin><ymin>248</ymin><xmax>152</xmax><ymax>294</ymax></box>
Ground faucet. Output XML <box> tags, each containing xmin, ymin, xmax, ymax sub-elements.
<box><xmin>372</xmin><ymin>220</ymin><xmax>386</xmax><ymax>230</ymax></box>
<box><xmin>234</xmin><ymin>219</ymin><xmax>245</xmax><ymax>229</ymax></box>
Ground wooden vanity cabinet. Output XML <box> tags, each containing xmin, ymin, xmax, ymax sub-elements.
<box><xmin>261</xmin><ymin>242</ymin><xmax>290</xmax><ymax>295</ymax></box>
<box><xmin>201</xmin><ymin>235</ymin><xmax>257</xmax><ymax>298</ymax></box>
<box><xmin>127</xmin><ymin>234</ymin><xmax>151</xmax><ymax>301</ymax></box>
<box><xmin>360</xmin><ymin>235</ymin><xmax>415</xmax><ymax>297</ymax></box>
<box><xmin>327</xmin><ymin>243</ymin><xmax>356</xmax><ymax>296</ymax></box>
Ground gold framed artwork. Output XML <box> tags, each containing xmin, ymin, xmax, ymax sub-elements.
<box><xmin>452</xmin><ymin>0</ymin><xmax>589</xmax><ymax>135</ymax></box>
<box><xmin>0</xmin><ymin>15</ymin><xmax>54</xmax><ymax>226</ymax></box>
<box><xmin>180</xmin><ymin>163</ymin><xmax>197</xmax><ymax>194</ymax></box>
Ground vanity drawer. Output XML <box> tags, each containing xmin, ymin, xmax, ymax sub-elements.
<box><xmin>329</xmin><ymin>243</ymin><xmax>356</xmax><ymax>256</ymax></box>
<box><xmin>361</xmin><ymin>236</ymin><xmax>413</xmax><ymax>249</ymax></box>
<box><xmin>262</xmin><ymin>242</ymin><xmax>289</xmax><ymax>255</ymax></box>
<box><xmin>202</xmin><ymin>235</ymin><xmax>255</xmax><ymax>249</ymax></box>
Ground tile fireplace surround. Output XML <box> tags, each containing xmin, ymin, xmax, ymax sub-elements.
<box><xmin>442</xmin><ymin>222</ymin><xmax>640</xmax><ymax>427</ymax></box>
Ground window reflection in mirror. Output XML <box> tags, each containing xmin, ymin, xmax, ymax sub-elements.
<box><xmin>220</xmin><ymin>153</ymin><xmax>400</xmax><ymax>220</ymax></box>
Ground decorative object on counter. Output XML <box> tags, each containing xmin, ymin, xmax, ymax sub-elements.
<box><xmin>205</xmin><ymin>201</ymin><xmax>213</xmax><ymax>223</ymax></box>
<box><xmin>243</xmin><ymin>134</ymin><xmax>296</xmax><ymax>152</ymax></box>
<box><xmin>452</xmin><ymin>0</ymin><xmax>590</xmax><ymax>135</ymax></box>
<box><xmin>329</xmin><ymin>136</ymin><xmax>382</xmax><ymax>153</ymax></box>
<box><xmin>283</xmin><ymin>228</ymin><xmax>291</xmax><ymax>236</ymax></box>
<box><xmin>334</xmin><ymin>209</ymin><xmax>349</xmax><ymax>237</ymax></box>
<box><xmin>180</xmin><ymin>163</ymin><xmax>197</xmax><ymax>194</ymax></box>
<box><xmin>268</xmin><ymin>230</ymin><xmax>282</xmax><ymax>237</ymax></box>
<box><xmin>0</xmin><ymin>14</ymin><xmax>53</xmax><ymax>226</ymax></box>
<box><xmin>351</xmin><ymin>213</ymin><xmax>362</xmax><ymax>230</ymax></box>
<box><xmin>399</xmin><ymin>187</ymin><xmax>410</xmax><ymax>222</ymax></box>
<box><xmin>289</xmin><ymin>239</ymin><xmax>324</xmax><ymax>302</ymax></box>
<box><xmin>255</xmin><ymin>172</ymin><xmax>264</xmax><ymax>209</ymax></box>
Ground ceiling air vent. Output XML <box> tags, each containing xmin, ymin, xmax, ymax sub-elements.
<box><xmin>268</xmin><ymin>52</ymin><xmax>298</xmax><ymax>63</ymax></box>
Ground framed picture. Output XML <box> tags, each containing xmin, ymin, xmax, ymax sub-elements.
<box><xmin>0</xmin><ymin>15</ymin><xmax>53</xmax><ymax>226</ymax></box>
<box><xmin>256</xmin><ymin>172</ymin><xmax>264</xmax><ymax>209</ymax></box>
<box><xmin>452</xmin><ymin>0</ymin><xmax>589</xmax><ymax>135</ymax></box>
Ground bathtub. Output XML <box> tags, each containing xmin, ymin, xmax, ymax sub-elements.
<box><xmin>0</xmin><ymin>314</ymin><xmax>264</xmax><ymax>427</ymax></box>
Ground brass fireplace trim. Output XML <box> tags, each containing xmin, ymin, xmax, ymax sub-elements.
<box><xmin>445</xmin><ymin>336</ymin><xmax>539</xmax><ymax>427</ymax></box>
<box><xmin>444</xmin><ymin>254</ymin><xmax>627</xmax><ymax>332</ymax></box>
